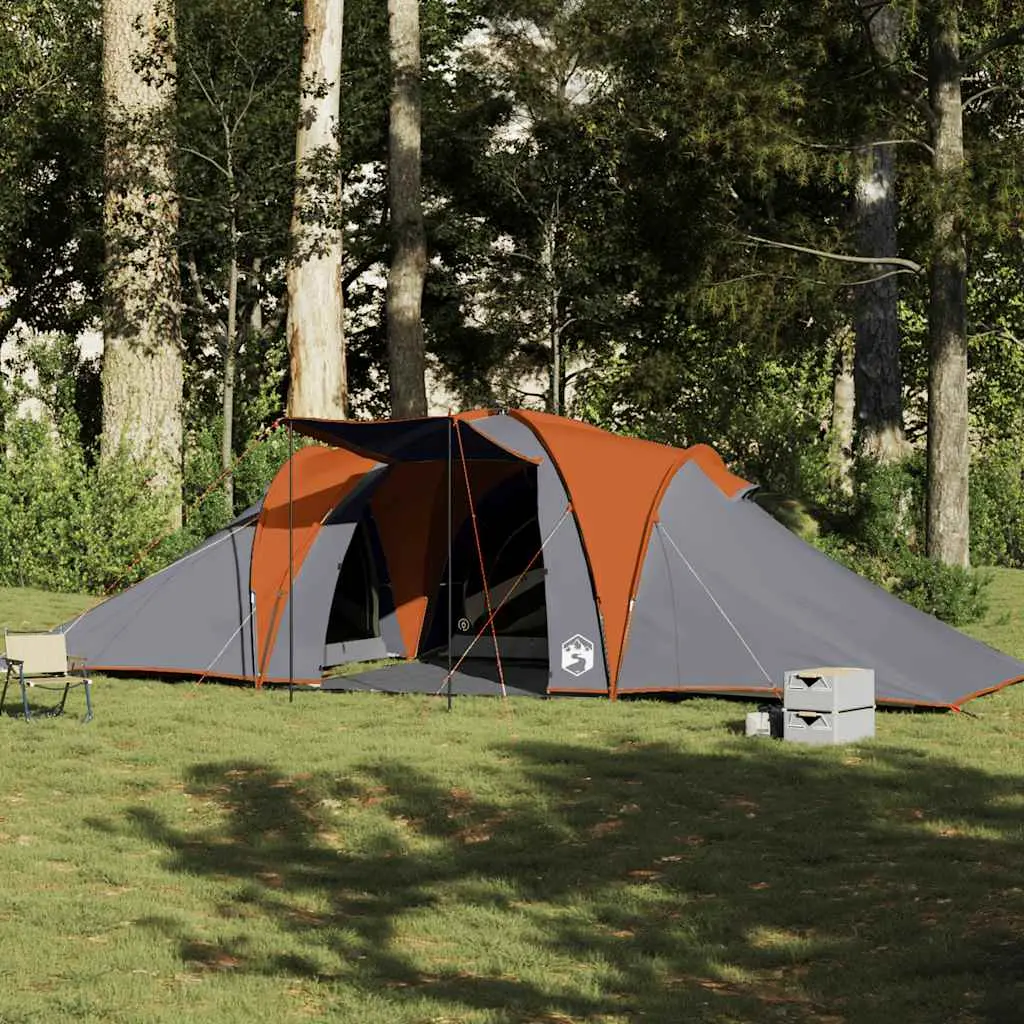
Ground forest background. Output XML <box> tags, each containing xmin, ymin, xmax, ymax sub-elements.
<box><xmin>1</xmin><ymin>0</ymin><xmax>1023</xmax><ymax>626</ymax></box>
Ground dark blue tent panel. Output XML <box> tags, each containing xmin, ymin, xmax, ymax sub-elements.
<box><xmin>286</xmin><ymin>416</ymin><xmax>528</xmax><ymax>463</ymax></box>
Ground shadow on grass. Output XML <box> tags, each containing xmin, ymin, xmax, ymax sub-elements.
<box><xmin>103</xmin><ymin>739</ymin><xmax>1023</xmax><ymax>1022</ymax></box>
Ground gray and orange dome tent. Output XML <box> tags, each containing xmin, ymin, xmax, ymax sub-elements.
<box><xmin>62</xmin><ymin>410</ymin><xmax>1024</xmax><ymax>708</ymax></box>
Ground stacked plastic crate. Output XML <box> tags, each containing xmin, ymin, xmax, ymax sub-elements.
<box><xmin>783</xmin><ymin>667</ymin><xmax>875</xmax><ymax>745</ymax></box>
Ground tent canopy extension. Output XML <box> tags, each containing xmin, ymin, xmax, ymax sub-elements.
<box><xmin>63</xmin><ymin>409</ymin><xmax>1024</xmax><ymax>708</ymax></box>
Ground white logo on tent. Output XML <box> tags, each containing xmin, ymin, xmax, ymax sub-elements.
<box><xmin>561</xmin><ymin>634</ymin><xmax>594</xmax><ymax>676</ymax></box>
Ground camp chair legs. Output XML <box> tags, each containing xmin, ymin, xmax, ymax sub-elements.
<box><xmin>0</xmin><ymin>652</ymin><xmax>94</xmax><ymax>724</ymax></box>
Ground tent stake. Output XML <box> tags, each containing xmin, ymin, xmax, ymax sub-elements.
<box><xmin>447</xmin><ymin>412</ymin><xmax>453</xmax><ymax>712</ymax></box>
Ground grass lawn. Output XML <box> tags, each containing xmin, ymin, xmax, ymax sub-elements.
<box><xmin>0</xmin><ymin>578</ymin><xmax>1021</xmax><ymax>1023</ymax></box>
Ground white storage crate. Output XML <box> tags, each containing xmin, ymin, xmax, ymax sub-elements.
<box><xmin>784</xmin><ymin>667</ymin><xmax>875</xmax><ymax>714</ymax></box>
<box><xmin>783</xmin><ymin>707</ymin><xmax>875</xmax><ymax>746</ymax></box>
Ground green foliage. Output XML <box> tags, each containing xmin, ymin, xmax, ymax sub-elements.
<box><xmin>850</xmin><ymin>456</ymin><xmax>925</xmax><ymax>556</ymax></box>
<box><xmin>812</xmin><ymin>455</ymin><xmax>991</xmax><ymax>625</ymax></box>
<box><xmin>970</xmin><ymin>440</ymin><xmax>1024</xmax><ymax>568</ymax></box>
<box><xmin>816</xmin><ymin>533</ymin><xmax>991</xmax><ymax>626</ymax></box>
<box><xmin>887</xmin><ymin>550</ymin><xmax>992</xmax><ymax>626</ymax></box>
<box><xmin>0</xmin><ymin>418</ymin><xmax>176</xmax><ymax>594</ymax></box>
<box><xmin>579</xmin><ymin>328</ymin><xmax>835</xmax><ymax>501</ymax></box>
<box><xmin>0</xmin><ymin>0</ymin><xmax>102</xmax><ymax>344</ymax></box>
<box><xmin>181</xmin><ymin>419</ymin><xmax>295</xmax><ymax>540</ymax></box>
<box><xmin>3</xmin><ymin>332</ymin><xmax>101</xmax><ymax>452</ymax></box>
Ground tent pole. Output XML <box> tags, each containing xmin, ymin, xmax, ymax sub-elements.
<box><xmin>447</xmin><ymin>412</ymin><xmax>453</xmax><ymax>712</ymax></box>
<box><xmin>288</xmin><ymin>418</ymin><xmax>294</xmax><ymax>697</ymax></box>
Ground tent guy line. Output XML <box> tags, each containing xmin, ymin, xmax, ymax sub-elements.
<box><xmin>433</xmin><ymin>502</ymin><xmax>574</xmax><ymax>697</ymax></box>
<box><xmin>454</xmin><ymin>417</ymin><xmax>507</xmax><ymax>698</ymax></box>
<box><xmin>658</xmin><ymin>522</ymin><xmax>774</xmax><ymax>685</ymax></box>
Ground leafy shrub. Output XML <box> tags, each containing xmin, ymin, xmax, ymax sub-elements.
<box><xmin>887</xmin><ymin>549</ymin><xmax>991</xmax><ymax>625</ymax></box>
<box><xmin>806</xmin><ymin>453</ymin><xmax>990</xmax><ymax>625</ymax></box>
<box><xmin>850</xmin><ymin>454</ymin><xmax>925</xmax><ymax>554</ymax></box>
<box><xmin>0</xmin><ymin>418</ymin><xmax>177</xmax><ymax>594</ymax></box>
<box><xmin>969</xmin><ymin>440</ymin><xmax>1024</xmax><ymax>567</ymax></box>
<box><xmin>180</xmin><ymin>419</ymin><xmax>295</xmax><ymax>542</ymax></box>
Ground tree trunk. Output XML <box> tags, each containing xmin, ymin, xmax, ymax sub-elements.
<box><xmin>853</xmin><ymin>143</ymin><xmax>908</xmax><ymax>460</ymax></box>
<box><xmin>541</xmin><ymin>197</ymin><xmax>562</xmax><ymax>415</ymax></box>
<box><xmin>101</xmin><ymin>0</ymin><xmax>183</xmax><ymax>526</ymax></box>
<box><xmin>386</xmin><ymin>0</ymin><xmax>428</xmax><ymax>418</ymax></box>
<box><xmin>854</xmin><ymin>1</ymin><xmax>907</xmax><ymax>463</ymax></box>
<box><xmin>926</xmin><ymin>2</ymin><xmax>970</xmax><ymax>567</ymax></box>
<box><xmin>830</xmin><ymin>325</ymin><xmax>855</xmax><ymax>496</ymax></box>
<box><xmin>286</xmin><ymin>0</ymin><xmax>347</xmax><ymax>419</ymax></box>
<box><xmin>222</xmin><ymin>207</ymin><xmax>238</xmax><ymax>514</ymax></box>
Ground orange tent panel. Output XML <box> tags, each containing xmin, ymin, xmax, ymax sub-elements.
<box><xmin>512</xmin><ymin>411</ymin><xmax>688</xmax><ymax>693</ymax></box>
<box><xmin>251</xmin><ymin>445</ymin><xmax>377</xmax><ymax>682</ymax></box>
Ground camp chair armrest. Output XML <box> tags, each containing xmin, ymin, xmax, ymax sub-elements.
<box><xmin>67</xmin><ymin>654</ymin><xmax>89</xmax><ymax>676</ymax></box>
<box><xmin>1</xmin><ymin>655</ymin><xmax>24</xmax><ymax>669</ymax></box>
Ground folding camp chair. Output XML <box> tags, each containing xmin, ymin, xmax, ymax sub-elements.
<box><xmin>0</xmin><ymin>630</ymin><xmax>93</xmax><ymax>723</ymax></box>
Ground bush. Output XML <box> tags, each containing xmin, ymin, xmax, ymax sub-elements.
<box><xmin>0</xmin><ymin>419</ymin><xmax>177</xmax><ymax>594</ymax></box>
<box><xmin>850</xmin><ymin>454</ymin><xmax>925</xmax><ymax>555</ymax></box>
<box><xmin>807</xmin><ymin>453</ymin><xmax>991</xmax><ymax>625</ymax></box>
<box><xmin>970</xmin><ymin>440</ymin><xmax>1024</xmax><ymax>567</ymax></box>
<box><xmin>180</xmin><ymin>419</ymin><xmax>295</xmax><ymax>542</ymax></box>
<box><xmin>887</xmin><ymin>548</ymin><xmax>991</xmax><ymax>625</ymax></box>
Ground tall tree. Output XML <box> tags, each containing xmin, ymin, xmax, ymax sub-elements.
<box><xmin>0</xmin><ymin>1</ymin><xmax>102</xmax><ymax>355</ymax></box>
<box><xmin>925</xmin><ymin>0</ymin><xmax>969</xmax><ymax>566</ymax></box>
<box><xmin>286</xmin><ymin>0</ymin><xmax>347</xmax><ymax>419</ymax></box>
<box><xmin>386</xmin><ymin>0</ymin><xmax>428</xmax><ymax>417</ymax></box>
<box><xmin>854</xmin><ymin>0</ymin><xmax>909</xmax><ymax>463</ymax></box>
<box><xmin>102</xmin><ymin>0</ymin><xmax>184</xmax><ymax>524</ymax></box>
<box><xmin>432</xmin><ymin>2</ymin><xmax>632</xmax><ymax>414</ymax></box>
<box><xmin>176</xmin><ymin>0</ymin><xmax>300</xmax><ymax>511</ymax></box>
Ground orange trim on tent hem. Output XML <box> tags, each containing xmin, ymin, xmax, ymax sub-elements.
<box><xmin>75</xmin><ymin>665</ymin><xmax>259</xmax><ymax>683</ymax></box>
<box><xmin>609</xmin><ymin>685</ymin><xmax>955</xmax><ymax>707</ymax></box>
<box><xmin>616</xmin><ymin>684</ymin><xmax>782</xmax><ymax>696</ymax></box>
<box><xmin>949</xmin><ymin>674</ymin><xmax>1024</xmax><ymax>706</ymax></box>
<box><xmin>81</xmin><ymin>665</ymin><xmax>331</xmax><ymax>688</ymax></box>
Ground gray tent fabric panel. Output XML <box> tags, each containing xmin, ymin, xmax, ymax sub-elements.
<box><xmin>327</xmin><ymin>464</ymin><xmax>407</xmax><ymax>657</ymax></box>
<box><xmin>263</xmin><ymin>519</ymin><xmax>359</xmax><ymax>680</ymax></box>
<box><xmin>378</xmin><ymin>607</ymin><xmax>407</xmax><ymax>658</ymax></box>
<box><xmin>62</xmin><ymin>520</ymin><xmax>257</xmax><ymax>677</ymax></box>
<box><xmin>618</xmin><ymin>524</ymin><xmax>775</xmax><ymax>694</ymax></box>
<box><xmin>323</xmin><ymin>637</ymin><xmax>388</xmax><ymax>666</ymax></box>
<box><xmin>472</xmin><ymin>415</ymin><xmax>609</xmax><ymax>693</ymax></box>
<box><xmin>618</xmin><ymin>461</ymin><xmax>1024</xmax><ymax>705</ymax></box>
<box><xmin>262</xmin><ymin>463</ymin><xmax>404</xmax><ymax>679</ymax></box>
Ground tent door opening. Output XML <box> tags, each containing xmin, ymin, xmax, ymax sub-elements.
<box><xmin>428</xmin><ymin>466</ymin><xmax>547</xmax><ymax>662</ymax></box>
<box><xmin>322</xmin><ymin>518</ymin><xmax>385</xmax><ymax>667</ymax></box>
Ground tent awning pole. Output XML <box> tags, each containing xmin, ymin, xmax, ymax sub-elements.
<box><xmin>288</xmin><ymin>419</ymin><xmax>294</xmax><ymax>694</ymax></box>
<box><xmin>447</xmin><ymin>411</ymin><xmax>453</xmax><ymax>712</ymax></box>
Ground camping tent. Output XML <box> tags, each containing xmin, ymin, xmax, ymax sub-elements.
<box><xmin>62</xmin><ymin>409</ymin><xmax>1024</xmax><ymax>708</ymax></box>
